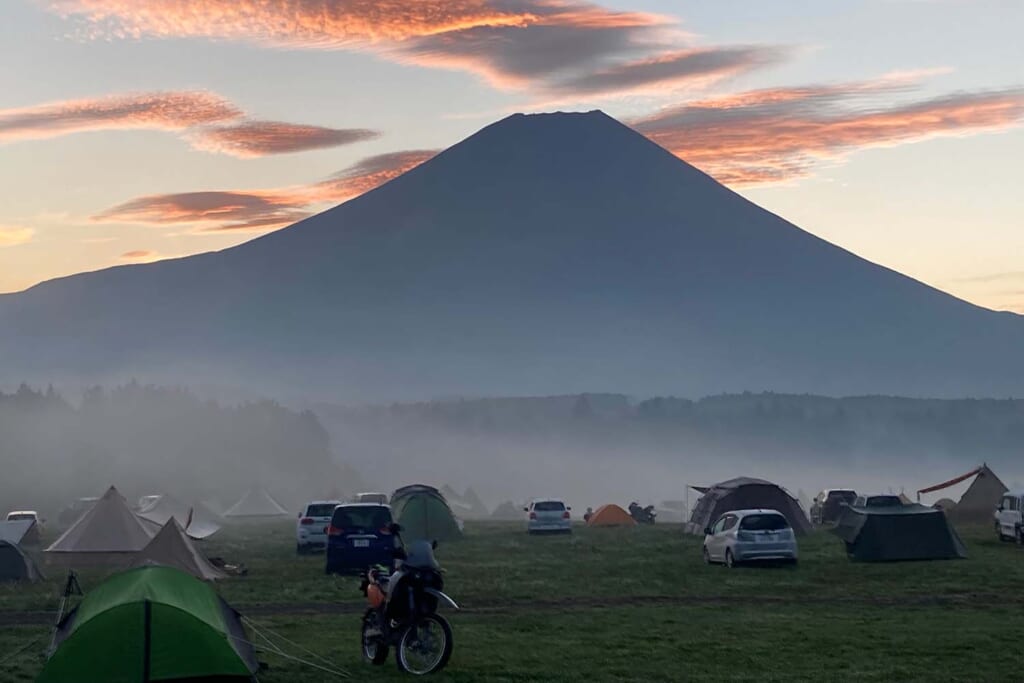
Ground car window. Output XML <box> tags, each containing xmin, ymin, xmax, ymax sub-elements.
<box><xmin>306</xmin><ymin>504</ymin><xmax>337</xmax><ymax>517</ymax></box>
<box><xmin>740</xmin><ymin>514</ymin><xmax>789</xmax><ymax>531</ymax></box>
<box><xmin>722</xmin><ymin>514</ymin><xmax>739</xmax><ymax>531</ymax></box>
<box><xmin>7</xmin><ymin>513</ymin><xmax>34</xmax><ymax>521</ymax></box>
<box><xmin>711</xmin><ymin>516</ymin><xmax>727</xmax><ymax>534</ymax></box>
<box><xmin>331</xmin><ymin>506</ymin><xmax>392</xmax><ymax>531</ymax></box>
<box><xmin>533</xmin><ymin>501</ymin><xmax>566</xmax><ymax>512</ymax></box>
<box><xmin>865</xmin><ymin>496</ymin><xmax>902</xmax><ymax>507</ymax></box>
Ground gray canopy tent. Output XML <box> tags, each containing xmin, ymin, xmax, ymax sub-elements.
<box><xmin>685</xmin><ymin>477</ymin><xmax>812</xmax><ymax>536</ymax></box>
<box><xmin>832</xmin><ymin>504</ymin><xmax>967</xmax><ymax>562</ymax></box>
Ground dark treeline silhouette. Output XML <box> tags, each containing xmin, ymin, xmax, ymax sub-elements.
<box><xmin>349</xmin><ymin>392</ymin><xmax>1024</xmax><ymax>457</ymax></box>
<box><xmin>0</xmin><ymin>382</ymin><xmax>344</xmax><ymax>516</ymax></box>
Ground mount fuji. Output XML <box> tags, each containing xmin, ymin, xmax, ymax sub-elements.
<box><xmin>1</xmin><ymin>111</ymin><xmax>1021</xmax><ymax>399</ymax></box>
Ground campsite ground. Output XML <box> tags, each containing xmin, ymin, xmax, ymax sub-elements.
<box><xmin>2</xmin><ymin>522</ymin><xmax>1023</xmax><ymax>682</ymax></box>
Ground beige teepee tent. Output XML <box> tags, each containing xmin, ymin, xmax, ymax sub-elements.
<box><xmin>137</xmin><ymin>494</ymin><xmax>222</xmax><ymax>539</ymax></box>
<box><xmin>45</xmin><ymin>486</ymin><xmax>157</xmax><ymax>567</ymax></box>
<box><xmin>131</xmin><ymin>518</ymin><xmax>225</xmax><ymax>581</ymax></box>
<box><xmin>223</xmin><ymin>488</ymin><xmax>291</xmax><ymax>520</ymax></box>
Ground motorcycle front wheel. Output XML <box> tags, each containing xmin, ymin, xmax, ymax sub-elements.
<box><xmin>361</xmin><ymin>608</ymin><xmax>389</xmax><ymax>665</ymax></box>
<box><xmin>395</xmin><ymin>614</ymin><xmax>453</xmax><ymax>675</ymax></box>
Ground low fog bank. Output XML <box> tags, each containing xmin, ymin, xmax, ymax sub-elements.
<box><xmin>3</xmin><ymin>383</ymin><xmax>1021</xmax><ymax>522</ymax></box>
<box><xmin>0</xmin><ymin>383</ymin><xmax>361</xmax><ymax>518</ymax></box>
<box><xmin>318</xmin><ymin>393</ymin><xmax>1024</xmax><ymax>512</ymax></box>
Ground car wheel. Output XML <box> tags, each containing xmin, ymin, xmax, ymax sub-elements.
<box><xmin>725</xmin><ymin>549</ymin><xmax>736</xmax><ymax>568</ymax></box>
<box><xmin>296</xmin><ymin>543</ymin><xmax>305</xmax><ymax>555</ymax></box>
<box><xmin>702</xmin><ymin>547</ymin><xmax>712</xmax><ymax>565</ymax></box>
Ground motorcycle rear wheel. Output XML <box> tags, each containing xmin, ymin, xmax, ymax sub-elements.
<box><xmin>396</xmin><ymin>614</ymin><xmax>453</xmax><ymax>675</ymax></box>
<box><xmin>361</xmin><ymin>609</ymin><xmax>389</xmax><ymax>665</ymax></box>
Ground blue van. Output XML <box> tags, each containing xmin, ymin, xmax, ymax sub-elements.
<box><xmin>325</xmin><ymin>504</ymin><xmax>398</xmax><ymax>575</ymax></box>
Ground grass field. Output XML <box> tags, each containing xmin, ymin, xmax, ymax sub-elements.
<box><xmin>3</xmin><ymin>521</ymin><xmax>1023</xmax><ymax>682</ymax></box>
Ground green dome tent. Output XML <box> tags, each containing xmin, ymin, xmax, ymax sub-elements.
<box><xmin>390</xmin><ymin>485</ymin><xmax>462</xmax><ymax>543</ymax></box>
<box><xmin>38</xmin><ymin>565</ymin><xmax>257</xmax><ymax>683</ymax></box>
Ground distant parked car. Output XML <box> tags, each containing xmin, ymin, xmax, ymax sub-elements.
<box><xmin>5</xmin><ymin>510</ymin><xmax>42</xmax><ymax>530</ymax></box>
<box><xmin>296</xmin><ymin>500</ymin><xmax>342</xmax><ymax>554</ymax></box>
<box><xmin>702</xmin><ymin>509</ymin><xmax>798</xmax><ymax>567</ymax></box>
<box><xmin>325</xmin><ymin>504</ymin><xmax>398</xmax><ymax>575</ymax></box>
<box><xmin>995</xmin><ymin>491</ymin><xmax>1024</xmax><ymax>543</ymax></box>
<box><xmin>524</xmin><ymin>499</ymin><xmax>572</xmax><ymax>534</ymax></box>
<box><xmin>354</xmin><ymin>492</ymin><xmax>389</xmax><ymax>505</ymax></box>
<box><xmin>853</xmin><ymin>494</ymin><xmax>903</xmax><ymax>508</ymax></box>
<box><xmin>810</xmin><ymin>489</ymin><xmax>857</xmax><ymax>524</ymax></box>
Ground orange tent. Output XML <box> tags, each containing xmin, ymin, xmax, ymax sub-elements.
<box><xmin>586</xmin><ymin>504</ymin><xmax>637</xmax><ymax>527</ymax></box>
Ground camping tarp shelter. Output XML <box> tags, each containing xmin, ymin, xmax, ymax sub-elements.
<box><xmin>0</xmin><ymin>541</ymin><xmax>43</xmax><ymax>582</ymax></box>
<box><xmin>918</xmin><ymin>464</ymin><xmax>1008</xmax><ymax>523</ymax></box>
<box><xmin>37</xmin><ymin>566</ymin><xmax>257</xmax><ymax>683</ymax></box>
<box><xmin>587</xmin><ymin>504</ymin><xmax>637</xmax><ymax>527</ymax></box>
<box><xmin>223</xmin><ymin>488</ymin><xmax>291</xmax><ymax>519</ymax></box>
<box><xmin>131</xmin><ymin>519</ymin><xmax>225</xmax><ymax>581</ymax></box>
<box><xmin>686</xmin><ymin>477</ymin><xmax>812</xmax><ymax>536</ymax></box>
<box><xmin>45</xmin><ymin>486</ymin><xmax>157</xmax><ymax>567</ymax></box>
<box><xmin>0</xmin><ymin>519</ymin><xmax>40</xmax><ymax>547</ymax></box>
<box><xmin>390</xmin><ymin>485</ymin><xmax>462</xmax><ymax>542</ymax></box>
<box><xmin>832</xmin><ymin>504</ymin><xmax>967</xmax><ymax>562</ymax></box>
<box><xmin>138</xmin><ymin>495</ymin><xmax>222</xmax><ymax>539</ymax></box>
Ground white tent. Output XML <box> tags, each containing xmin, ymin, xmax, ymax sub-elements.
<box><xmin>137</xmin><ymin>495</ymin><xmax>222</xmax><ymax>540</ymax></box>
<box><xmin>45</xmin><ymin>486</ymin><xmax>157</xmax><ymax>566</ymax></box>
<box><xmin>131</xmin><ymin>518</ymin><xmax>225</xmax><ymax>581</ymax></box>
<box><xmin>223</xmin><ymin>488</ymin><xmax>291</xmax><ymax>519</ymax></box>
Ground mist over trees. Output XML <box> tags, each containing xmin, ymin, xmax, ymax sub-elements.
<box><xmin>316</xmin><ymin>392</ymin><xmax>1024</xmax><ymax>508</ymax></box>
<box><xmin>0</xmin><ymin>382</ymin><xmax>350</xmax><ymax>515</ymax></box>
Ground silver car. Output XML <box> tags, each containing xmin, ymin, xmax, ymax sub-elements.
<box><xmin>702</xmin><ymin>509</ymin><xmax>798</xmax><ymax>567</ymax></box>
<box><xmin>525</xmin><ymin>499</ymin><xmax>572</xmax><ymax>534</ymax></box>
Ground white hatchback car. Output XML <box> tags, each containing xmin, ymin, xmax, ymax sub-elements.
<box><xmin>296</xmin><ymin>500</ymin><xmax>342</xmax><ymax>554</ymax></box>
<box><xmin>525</xmin><ymin>499</ymin><xmax>572</xmax><ymax>534</ymax></box>
<box><xmin>703</xmin><ymin>509</ymin><xmax>798</xmax><ymax>567</ymax></box>
<box><xmin>995</xmin><ymin>491</ymin><xmax>1024</xmax><ymax>543</ymax></box>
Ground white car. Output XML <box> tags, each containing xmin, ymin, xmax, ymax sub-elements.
<box><xmin>5</xmin><ymin>510</ymin><xmax>41</xmax><ymax>528</ymax></box>
<box><xmin>296</xmin><ymin>500</ymin><xmax>342</xmax><ymax>554</ymax></box>
<box><xmin>525</xmin><ymin>499</ymin><xmax>572</xmax><ymax>534</ymax></box>
<box><xmin>995</xmin><ymin>491</ymin><xmax>1024</xmax><ymax>543</ymax></box>
<box><xmin>702</xmin><ymin>509</ymin><xmax>798</xmax><ymax>567</ymax></box>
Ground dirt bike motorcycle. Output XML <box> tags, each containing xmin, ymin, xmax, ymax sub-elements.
<box><xmin>360</xmin><ymin>524</ymin><xmax>458</xmax><ymax>674</ymax></box>
<box><xmin>629</xmin><ymin>502</ymin><xmax>657</xmax><ymax>524</ymax></box>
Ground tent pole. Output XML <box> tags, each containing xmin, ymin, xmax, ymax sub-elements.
<box><xmin>47</xmin><ymin>570</ymin><xmax>81</xmax><ymax>657</ymax></box>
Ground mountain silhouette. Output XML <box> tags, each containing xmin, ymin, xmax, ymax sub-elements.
<box><xmin>1</xmin><ymin>111</ymin><xmax>1021</xmax><ymax>399</ymax></box>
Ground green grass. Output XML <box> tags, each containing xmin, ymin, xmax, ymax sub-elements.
<box><xmin>3</xmin><ymin>522</ymin><xmax>1023</xmax><ymax>681</ymax></box>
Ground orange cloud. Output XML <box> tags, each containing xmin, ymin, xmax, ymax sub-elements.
<box><xmin>93</xmin><ymin>149</ymin><xmax>436</xmax><ymax>232</ymax></box>
<box><xmin>633</xmin><ymin>85</ymin><xmax>1024</xmax><ymax>185</ymax></box>
<box><xmin>48</xmin><ymin>1</ymin><xmax>736</xmax><ymax>96</ymax></box>
<box><xmin>48</xmin><ymin>0</ymin><xmax>540</xmax><ymax>44</ymax></box>
<box><xmin>550</xmin><ymin>45</ymin><xmax>787</xmax><ymax>96</ymax></box>
<box><xmin>188</xmin><ymin>121</ymin><xmax>379</xmax><ymax>158</ymax></box>
<box><xmin>0</xmin><ymin>226</ymin><xmax>34</xmax><ymax>247</ymax></box>
<box><xmin>0</xmin><ymin>91</ymin><xmax>240</xmax><ymax>143</ymax></box>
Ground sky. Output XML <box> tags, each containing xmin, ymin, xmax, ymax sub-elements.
<box><xmin>0</xmin><ymin>0</ymin><xmax>1022</xmax><ymax>312</ymax></box>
